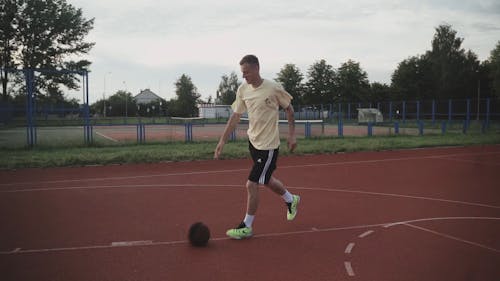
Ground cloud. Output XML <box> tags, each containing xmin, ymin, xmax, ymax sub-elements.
<box><xmin>65</xmin><ymin>0</ymin><xmax>500</xmax><ymax>103</ymax></box>
<box><xmin>471</xmin><ymin>22</ymin><xmax>500</xmax><ymax>32</ymax></box>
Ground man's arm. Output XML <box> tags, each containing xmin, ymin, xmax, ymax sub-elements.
<box><xmin>285</xmin><ymin>104</ymin><xmax>297</xmax><ymax>152</ymax></box>
<box><xmin>214</xmin><ymin>112</ymin><xmax>242</xmax><ymax>159</ymax></box>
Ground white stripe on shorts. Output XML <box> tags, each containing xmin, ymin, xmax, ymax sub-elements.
<box><xmin>258</xmin><ymin>149</ymin><xmax>274</xmax><ymax>185</ymax></box>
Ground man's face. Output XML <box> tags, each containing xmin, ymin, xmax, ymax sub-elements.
<box><xmin>240</xmin><ymin>63</ymin><xmax>259</xmax><ymax>85</ymax></box>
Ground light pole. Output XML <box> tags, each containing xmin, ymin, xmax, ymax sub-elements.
<box><xmin>103</xmin><ymin>72</ymin><xmax>111</xmax><ymax>117</ymax></box>
<box><xmin>477</xmin><ymin>76</ymin><xmax>481</xmax><ymax>121</ymax></box>
<box><xmin>476</xmin><ymin>70</ymin><xmax>481</xmax><ymax>121</ymax></box>
<box><xmin>123</xmin><ymin>81</ymin><xmax>128</xmax><ymax>118</ymax></box>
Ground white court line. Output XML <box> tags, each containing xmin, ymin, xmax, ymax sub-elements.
<box><xmin>111</xmin><ymin>240</ymin><xmax>152</xmax><ymax>247</ymax></box>
<box><xmin>2</xmin><ymin>183</ymin><xmax>499</xmax><ymax>210</ymax></box>
<box><xmin>293</xmin><ymin>186</ymin><xmax>500</xmax><ymax>209</ymax></box>
<box><xmin>345</xmin><ymin>243</ymin><xmax>355</xmax><ymax>254</ymax></box>
<box><xmin>2</xmin><ymin>150</ymin><xmax>499</xmax><ymax>187</ymax></box>
<box><xmin>434</xmin><ymin>156</ymin><xmax>500</xmax><ymax>166</ymax></box>
<box><xmin>403</xmin><ymin>223</ymin><xmax>500</xmax><ymax>253</ymax></box>
<box><xmin>0</xmin><ymin>183</ymin><xmax>240</xmax><ymax>193</ymax></box>
<box><xmin>383</xmin><ymin>216</ymin><xmax>500</xmax><ymax>228</ymax></box>
<box><xmin>95</xmin><ymin>131</ymin><xmax>118</xmax><ymax>142</ymax></box>
<box><xmin>0</xmin><ymin>221</ymin><xmax>393</xmax><ymax>255</ymax></box>
<box><xmin>344</xmin><ymin>261</ymin><xmax>355</xmax><ymax>276</ymax></box>
<box><xmin>2</xmin><ymin>216</ymin><xmax>498</xmax><ymax>256</ymax></box>
<box><xmin>358</xmin><ymin>230</ymin><xmax>374</xmax><ymax>238</ymax></box>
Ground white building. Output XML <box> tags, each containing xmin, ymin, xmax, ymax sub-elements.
<box><xmin>134</xmin><ymin>89</ymin><xmax>162</xmax><ymax>104</ymax></box>
<box><xmin>198</xmin><ymin>104</ymin><xmax>232</xmax><ymax>119</ymax></box>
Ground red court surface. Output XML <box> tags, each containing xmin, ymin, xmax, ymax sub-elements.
<box><xmin>1</xmin><ymin>145</ymin><xmax>499</xmax><ymax>281</ymax></box>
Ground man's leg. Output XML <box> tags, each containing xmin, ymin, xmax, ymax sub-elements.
<box><xmin>265</xmin><ymin>176</ymin><xmax>286</xmax><ymax>195</ymax></box>
<box><xmin>266</xmin><ymin>176</ymin><xmax>300</xmax><ymax>221</ymax></box>
<box><xmin>226</xmin><ymin>180</ymin><xmax>258</xmax><ymax>239</ymax></box>
<box><xmin>246</xmin><ymin>180</ymin><xmax>259</xmax><ymax>215</ymax></box>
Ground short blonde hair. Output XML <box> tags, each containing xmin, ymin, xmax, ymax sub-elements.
<box><xmin>239</xmin><ymin>55</ymin><xmax>259</xmax><ymax>67</ymax></box>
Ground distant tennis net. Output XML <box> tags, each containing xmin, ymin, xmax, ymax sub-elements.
<box><xmin>239</xmin><ymin>118</ymin><xmax>324</xmax><ymax>138</ymax></box>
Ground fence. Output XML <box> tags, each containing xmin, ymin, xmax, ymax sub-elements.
<box><xmin>0</xmin><ymin>68</ymin><xmax>90</xmax><ymax>148</ymax></box>
<box><xmin>0</xmin><ymin>68</ymin><xmax>499</xmax><ymax>148</ymax></box>
<box><xmin>289</xmin><ymin>98</ymin><xmax>499</xmax><ymax>123</ymax></box>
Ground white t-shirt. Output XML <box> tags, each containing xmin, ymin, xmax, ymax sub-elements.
<box><xmin>232</xmin><ymin>79</ymin><xmax>292</xmax><ymax>150</ymax></box>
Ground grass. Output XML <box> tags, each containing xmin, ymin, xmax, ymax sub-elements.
<box><xmin>1</xmin><ymin>132</ymin><xmax>499</xmax><ymax>170</ymax></box>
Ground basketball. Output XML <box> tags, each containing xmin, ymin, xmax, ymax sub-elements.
<box><xmin>188</xmin><ymin>222</ymin><xmax>210</xmax><ymax>247</ymax></box>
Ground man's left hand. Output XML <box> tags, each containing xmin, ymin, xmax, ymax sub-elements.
<box><xmin>287</xmin><ymin>135</ymin><xmax>297</xmax><ymax>152</ymax></box>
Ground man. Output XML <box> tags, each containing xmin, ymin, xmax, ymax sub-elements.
<box><xmin>214</xmin><ymin>54</ymin><xmax>300</xmax><ymax>239</ymax></box>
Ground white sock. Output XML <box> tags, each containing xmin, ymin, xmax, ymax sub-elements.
<box><xmin>282</xmin><ymin>190</ymin><xmax>294</xmax><ymax>203</ymax></box>
<box><xmin>243</xmin><ymin>214</ymin><xmax>255</xmax><ymax>227</ymax></box>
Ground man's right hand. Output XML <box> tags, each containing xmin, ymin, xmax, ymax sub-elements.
<box><xmin>214</xmin><ymin>141</ymin><xmax>224</xmax><ymax>159</ymax></box>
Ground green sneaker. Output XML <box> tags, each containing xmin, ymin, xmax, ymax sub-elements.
<box><xmin>226</xmin><ymin>222</ymin><xmax>253</xmax><ymax>239</ymax></box>
<box><xmin>286</xmin><ymin>195</ymin><xmax>300</xmax><ymax>221</ymax></box>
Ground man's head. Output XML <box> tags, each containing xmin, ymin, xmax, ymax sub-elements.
<box><xmin>239</xmin><ymin>55</ymin><xmax>261</xmax><ymax>86</ymax></box>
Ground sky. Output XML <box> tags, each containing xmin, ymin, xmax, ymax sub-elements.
<box><xmin>66</xmin><ymin>0</ymin><xmax>500</xmax><ymax>104</ymax></box>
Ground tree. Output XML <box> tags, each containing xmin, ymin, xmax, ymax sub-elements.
<box><xmin>488</xmin><ymin>40</ymin><xmax>500</xmax><ymax>97</ymax></box>
<box><xmin>0</xmin><ymin>0</ymin><xmax>94</xmax><ymax>101</ymax></box>
<box><xmin>275</xmin><ymin>64</ymin><xmax>305</xmax><ymax>105</ymax></box>
<box><xmin>0</xmin><ymin>0</ymin><xmax>19</xmax><ymax>100</ymax></box>
<box><xmin>216</xmin><ymin>71</ymin><xmax>240</xmax><ymax>105</ymax></box>
<box><xmin>391</xmin><ymin>54</ymin><xmax>434</xmax><ymax>101</ymax></box>
<box><xmin>335</xmin><ymin>60</ymin><xmax>370</xmax><ymax>102</ymax></box>
<box><xmin>303</xmin><ymin>59</ymin><xmax>336</xmax><ymax>105</ymax></box>
<box><xmin>169</xmin><ymin>74</ymin><xmax>200</xmax><ymax>117</ymax></box>
<box><xmin>369</xmin><ymin>82</ymin><xmax>392</xmax><ymax>102</ymax></box>
<box><xmin>391</xmin><ymin>24</ymin><xmax>480</xmax><ymax>101</ymax></box>
<box><xmin>427</xmin><ymin>24</ymin><xmax>479</xmax><ymax>99</ymax></box>
<box><xmin>106</xmin><ymin>90</ymin><xmax>137</xmax><ymax>117</ymax></box>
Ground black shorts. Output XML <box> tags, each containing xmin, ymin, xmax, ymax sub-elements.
<box><xmin>248</xmin><ymin>141</ymin><xmax>279</xmax><ymax>185</ymax></box>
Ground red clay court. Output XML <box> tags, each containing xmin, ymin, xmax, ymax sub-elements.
<box><xmin>1</xmin><ymin>145</ymin><xmax>499</xmax><ymax>281</ymax></box>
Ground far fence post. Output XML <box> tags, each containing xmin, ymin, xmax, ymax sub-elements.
<box><xmin>402</xmin><ymin>101</ymin><xmax>406</xmax><ymax>124</ymax></box>
<box><xmin>338</xmin><ymin>119</ymin><xmax>343</xmax><ymax>137</ymax></box>
<box><xmin>431</xmin><ymin>100</ymin><xmax>436</xmax><ymax>125</ymax></box>
<box><xmin>304</xmin><ymin>121</ymin><xmax>311</xmax><ymax>138</ymax></box>
<box><xmin>389</xmin><ymin>101</ymin><xmax>393</xmax><ymax>121</ymax></box>
<box><xmin>185</xmin><ymin>122</ymin><xmax>193</xmax><ymax>142</ymax></box>
<box><xmin>466</xmin><ymin>99</ymin><xmax>471</xmax><ymax>128</ymax></box>
<box><xmin>338</xmin><ymin>103</ymin><xmax>342</xmax><ymax>121</ymax></box>
<box><xmin>486</xmin><ymin>98</ymin><xmax>490</xmax><ymax>128</ymax></box>
<box><xmin>448</xmin><ymin>99</ymin><xmax>452</xmax><ymax>122</ymax></box>
<box><xmin>84</xmin><ymin>71</ymin><xmax>93</xmax><ymax>145</ymax></box>
<box><xmin>416</xmin><ymin>100</ymin><xmax>420</xmax><ymax>121</ymax></box>
<box><xmin>25</xmin><ymin>68</ymin><xmax>36</xmax><ymax>147</ymax></box>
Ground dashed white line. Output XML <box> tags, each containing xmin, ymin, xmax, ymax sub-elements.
<box><xmin>345</xmin><ymin>243</ymin><xmax>355</xmax><ymax>254</ymax></box>
<box><xmin>344</xmin><ymin>261</ymin><xmax>355</xmax><ymax>276</ymax></box>
<box><xmin>358</xmin><ymin>230</ymin><xmax>374</xmax><ymax>238</ymax></box>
